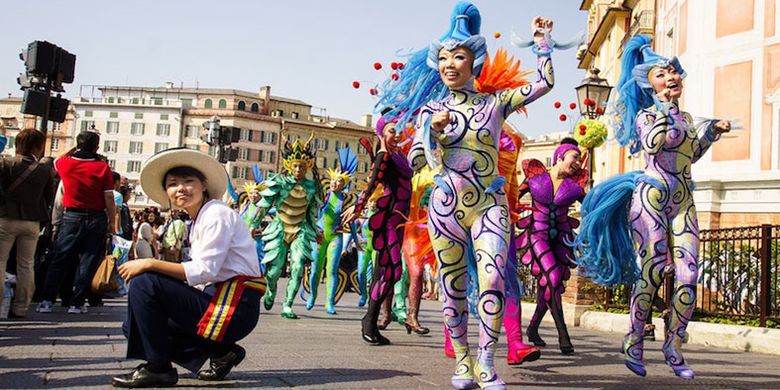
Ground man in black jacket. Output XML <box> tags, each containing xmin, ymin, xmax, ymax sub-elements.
<box><xmin>0</xmin><ymin>128</ymin><xmax>54</xmax><ymax>318</ymax></box>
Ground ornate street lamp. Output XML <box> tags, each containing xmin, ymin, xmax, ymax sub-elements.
<box><xmin>575</xmin><ymin>68</ymin><xmax>612</xmax><ymax>119</ymax></box>
<box><xmin>574</xmin><ymin>68</ymin><xmax>612</xmax><ymax>190</ymax></box>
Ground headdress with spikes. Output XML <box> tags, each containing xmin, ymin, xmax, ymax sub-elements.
<box><xmin>282</xmin><ymin>133</ymin><xmax>316</xmax><ymax>174</ymax></box>
<box><xmin>243</xmin><ymin>164</ymin><xmax>266</xmax><ymax>193</ymax></box>
<box><xmin>326</xmin><ymin>147</ymin><xmax>358</xmax><ymax>189</ymax></box>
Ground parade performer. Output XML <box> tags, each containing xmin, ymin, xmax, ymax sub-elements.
<box><xmin>354</xmin><ymin>195</ymin><xmax>378</xmax><ymax>307</ymax></box>
<box><xmin>238</xmin><ymin>166</ymin><xmax>267</xmax><ymax>264</ymax></box>
<box><xmin>305</xmin><ymin>147</ymin><xmax>358</xmax><ymax>314</ymax></box>
<box><xmin>400</xmin><ymin>167</ymin><xmax>436</xmax><ymax>335</ymax></box>
<box><xmin>517</xmin><ymin>137</ymin><xmax>587</xmax><ymax>355</ymax></box>
<box><xmin>379</xmin><ymin>2</ymin><xmax>555</xmax><ymax>387</ymax></box>
<box><xmin>343</xmin><ymin>114</ymin><xmax>412</xmax><ymax>346</ymax></box>
<box><xmin>113</xmin><ymin>148</ymin><xmax>264</xmax><ymax>387</ymax></box>
<box><xmin>574</xmin><ymin>35</ymin><xmax>731</xmax><ymax>379</ymax></box>
<box><xmin>442</xmin><ymin>129</ymin><xmax>542</xmax><ymax>365</ymax></box>
<box><xmin>258</xmin><ymin>136</ymin><xmax>322</xmax><ymax>319</ymax></box>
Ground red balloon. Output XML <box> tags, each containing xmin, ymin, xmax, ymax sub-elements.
<box><xmin>373</xmin><ymin>62</ymin><xmax>382</xmax><ymax>70</ymax></box>
<box><xmin>596</xmin><ymin>107</ymin><xmax>604</xmax><ymax>115</ymax></box>
<box><xmin>554</xmin><ymin>101</ymin><xmax>561</xmax><ymax>109</ymax></box>
<box><xmin>587</xmin><ymin>99</ymin><xmax>597</xmax><ymax>107</ymax></box>
<box><xmin>579</xmin><ymin>124</ymin><xmax>587</xmax><ymax>131</ymax></box>
<box><xmin>352</xmin><ymin>81</ymin><xmax>360</xmax><ymax>89</ymax></box>
<box><xmin>391</xmin><ymin>73</ymin><xmax>399</xmax><ymax>81</ymax></box>
<box><xmin>391</xmin><ymin>62</ymin><xmax>399</xmax><ymax>70</ymax></box>
<box><xmin>398</xmin><ymin>63</ymin><xmax>405</xmax><ymax>70</ymax></box>
<box><xmin>569</xmin><ymin>102</ymin><xmax>577</xmax><ymax>110</ymax></box>
<box><xmin>559</xmin><ymin>114</ymin><xmax>567</xmax><ymax>121</ymax></box>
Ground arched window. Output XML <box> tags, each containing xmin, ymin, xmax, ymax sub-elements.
<box><xmin>237</xmin><ymin>101</ymin><xmax>246</xmax><ymax>111</ymax></box>
<box><xmin>218</xmin><ymin>99</ymin><xmax>227</xmax><ymax>109</ymax></box>
<box><xmin>204</xmin><ymin>99</ymin><xmax>213</xmax><ymax>109</ymax></box>
<box><xmin>250</xmin><ymin>102</ymin><xmax>259</xmax><ymax>112</ymax></box>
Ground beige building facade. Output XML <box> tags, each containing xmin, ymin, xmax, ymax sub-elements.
<box><xmin>72</xmin><ymin>84</ymin><xmax>374</xmax><ymax>207</ymax></box>
<box><xmin>0</xmin><ymin>97</ymin><xmax>77</xmax><ymax>157</ymax></box>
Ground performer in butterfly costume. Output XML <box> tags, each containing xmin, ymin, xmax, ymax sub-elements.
<box><xmin>304</xmin><ymin>148</ymin><xmax>358</xmax><ymax>314</ymax></box>
<box><xmin>343</xmin><ymin>115</ymin><xmax>412</xmax><ymax>347</ymax></box>
<box><xmin>516</xmin><ymin>138</ymin><xmax>587</xmax><ymax>355</ymax></box>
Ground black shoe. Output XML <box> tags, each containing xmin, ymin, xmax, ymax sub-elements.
<box><xmin>111</xmin><ymin>364</ymin><xmax>178</xmax><ymax>388</ymax></box>
<box><xmin>559</xmin><ymin>336</ymin><xmax>575</xmax><ymax>355</ymax></box>
<box><xmin>527</xmin><ymin>327</ymin><xmax>546</xmax><ymax>347</ymax></box>
<box><xmin>361</xmin><ymin>319</ymin><xmax>390</xmax><ymax>345</ymax></box>
<box><xmin>197</xmin><ymin>345</ymin><xmax>246</xmax><ymax>381</ymax></box>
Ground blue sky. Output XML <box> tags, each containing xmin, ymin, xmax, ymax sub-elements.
<box><xmin>1</xmin><ymin>1</ymin><xmax>587</xmax><ymax>138</ymax></box>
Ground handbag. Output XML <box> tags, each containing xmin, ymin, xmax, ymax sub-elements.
<box><xmin>91</xmin><ymin>255</ymin><xmax>120</xmax><ymax>293</ymax></box>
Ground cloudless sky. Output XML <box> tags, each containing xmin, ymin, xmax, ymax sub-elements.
<box><xmin>1</xmin><ymin>1</ymin><xmax>588</xmax><ymax>138</ymax></box>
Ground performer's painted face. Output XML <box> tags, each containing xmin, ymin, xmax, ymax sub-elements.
<box><xmin>437</xmin><ymin>47</ymin><xmax>474</xmax><ymax>89</ymax></box>
<box><xmin>290</xmin><ymin>161</ymin><xmax>307</xmax><ymax>180</ymax></box>
<box><xmin>330</xmin><ymin>177</ymin><xmax>346</xmax><ymax>192</ymax></box>
<box><xmin>381</xmin><ymin>122</ymin><xmax>402</xmax><ymax>152</ymax></box>
<box><xmin>558</xmin><ymin>150</ymin><xmax>582</xmax><ymax>178</ymax></box>
<box><xmin>649</xmin><ymin>66</ymin><xmax>683</xmax><ymax>100</ymax></box>
<box><xmin>248</xmin><ymin>189</ymin><xmax>261</xmax><ymax>203</ymax></box>
<box><xmin>164</xmin><ymin>173</ymin><xmax>206</xmax><ymax>212</ymax></box>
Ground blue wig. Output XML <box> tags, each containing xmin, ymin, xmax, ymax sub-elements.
<box><xmin>374</xmin><ymin>1</ymin><xmax>486</xmax><ymax>131</ymax></box>
<box><xmin>615</xmin><ymin>35</ymin><xmax>687</xmax><ymax>154</ymax></box>
<box><xmin>573</xmin><ymin>171</ymin><xmax>660</xmax><ymax>287</ymax></box>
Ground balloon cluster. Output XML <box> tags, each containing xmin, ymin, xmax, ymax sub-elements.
<box><xmin>352</xmin><ymin>61</ymin><xmax>405</xmax><ymax>96</ymax></box>
<box><xmin>553</xmin><ymin>100</ymin><xmax>579</xmax><ymax>122</ymax></box>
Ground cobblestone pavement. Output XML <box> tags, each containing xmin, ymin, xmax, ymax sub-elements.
<box><xmin>1</xmin><ymin>279</ymin><xmax>779</xmax><ymax>389</ymax></box>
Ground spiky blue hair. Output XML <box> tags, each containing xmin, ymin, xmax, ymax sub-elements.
<box><xmin>615</xmin><ymin>35</ymin><xmax>687</xmax><ymax>154</ymax></box>
<box><xmin>374</xmin><ymin>1</ymin><xmax>486</xmax><ymax>131</ymax></box>
<box><xmin>337</xmin><ymin>147</ymin><xmax>358</xmax><ymax>177</ymax></box>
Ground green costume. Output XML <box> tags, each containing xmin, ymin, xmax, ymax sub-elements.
<box><xmin>260</xmin><ymin>137</ymin><xmax>322</xmax><ymax>319</ymax></box>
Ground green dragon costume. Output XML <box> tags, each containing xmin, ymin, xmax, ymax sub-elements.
<box><xmin>259</xmin><ymin>135</ymin><xmax>322</xmax><ymax>319</ymax></box>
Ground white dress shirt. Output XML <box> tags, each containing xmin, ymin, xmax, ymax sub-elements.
<box><xmin>182</xmin><ymin>199</ymin><xmax>261</xmax><ymax>289</ymax></box>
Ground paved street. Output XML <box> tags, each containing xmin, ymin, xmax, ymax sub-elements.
<box><xmin>1</xmin><ymin>278</ymin><xmax>779</xmax><ymax>389</ymax></box>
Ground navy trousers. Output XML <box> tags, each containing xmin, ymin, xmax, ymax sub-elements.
<box><xmin>41</xmin><ymin>210</ymin><xmax>107</xmax><ymax>307</ymax></box>
<box><xmin>123</xmin><ymin>272</ymin><xmax>260</xmax><ymax>373</ymax></box>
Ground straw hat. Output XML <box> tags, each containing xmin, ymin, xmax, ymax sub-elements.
<box><xmin>139</xmin><ymin>147</ymin><xmax>227</xmax><ymax>208</ymax></box>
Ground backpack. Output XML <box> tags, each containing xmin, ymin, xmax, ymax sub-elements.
<box><xmin>119</xmin><ymin>204</ymin><xmax>133</xmax><ymax>241</ymax></box>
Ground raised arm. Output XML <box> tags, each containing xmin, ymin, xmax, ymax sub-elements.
<box><xmin>408</xmin><ymin>106</ymin><xmax>435</xmax><ymax>173</ymax></box>
<box><xmin>499</xmin><ymin>38</ymin><xmax>554</xmax><ymax>117</ymax></box>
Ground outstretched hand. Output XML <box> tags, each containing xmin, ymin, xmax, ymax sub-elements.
<box><xmin>342</xmin><ymin>205</ymin><xmax>358</xmax><ymax>225</ymax></box>
<box><xmin>714</xmin><ymin>120</ymin><xmax>731</xmax><ymax>134</ymax></box>
<box><xmin>532</xmin><ymin>16</ymin><xmax>553</xmax><ymax>37</ymax></box>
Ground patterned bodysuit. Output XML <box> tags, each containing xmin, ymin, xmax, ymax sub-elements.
<box><xmin>306</xmin><ymin>190</ymin><xmax>355</xmax><ymax>313</ymax></box>
<box><xmin>624</xmin><ymin>102</ymin><xmax>718</xmax><ymax>371</ymax></box>
<box><xmin>353</xmin><ymin>150</ymin><xmax>412</xmax><ymax>335</ymax></box>
<box><xmin>409</xmin><ymin>51</ymin><xmax>553</xmax><ymax>387</ymax></box>
<box><xmin>517</xmin><ymin>159</ymin><xmax>587</xmax><ymax>350</ymax></box>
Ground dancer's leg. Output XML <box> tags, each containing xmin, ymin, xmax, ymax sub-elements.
<box><xmin>470</xmin><ymin>204</ymin><xmax>509</xmax><ymax>388</ymax></box>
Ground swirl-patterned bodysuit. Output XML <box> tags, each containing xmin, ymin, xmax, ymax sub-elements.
<box><xmin>624</xmin><ymin>102</ymin><xmax>719</xmax><ymax>371</ymax></box>
<box><xmin>409</xmin><ymin>52</ymin><xmax>553</xmax><ymax>386</ymax></box>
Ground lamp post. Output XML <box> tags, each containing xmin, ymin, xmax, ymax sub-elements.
<box><xmin>575</xmin><ymin>68</ymin><xmax>613</xmax><ymax>189</ymax></box>
<box><xmin>575</xmin><ymin>68</ymin><xmax>613</xmax><ymax>120</ymax></box>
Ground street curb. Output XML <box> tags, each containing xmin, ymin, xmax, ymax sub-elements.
<box><xmin>578</xmin><ymin>310</ymin><xmax>780</xmax><ymax>356</ymax></box>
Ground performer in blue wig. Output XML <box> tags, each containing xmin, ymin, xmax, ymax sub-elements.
<box><xmin>574</xmin><ymin>34</ymin><xmax>731</xmax><ymax>379</ymax></box>
<box><xmin>380</xmin><ymin>2</ymin><xmax>557</xmax><ymax>388</ymax></box>
<box><xmin>304</xmin><ymin>147</ymin><xmax>358</xmax><ymax>314</ymax></box>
